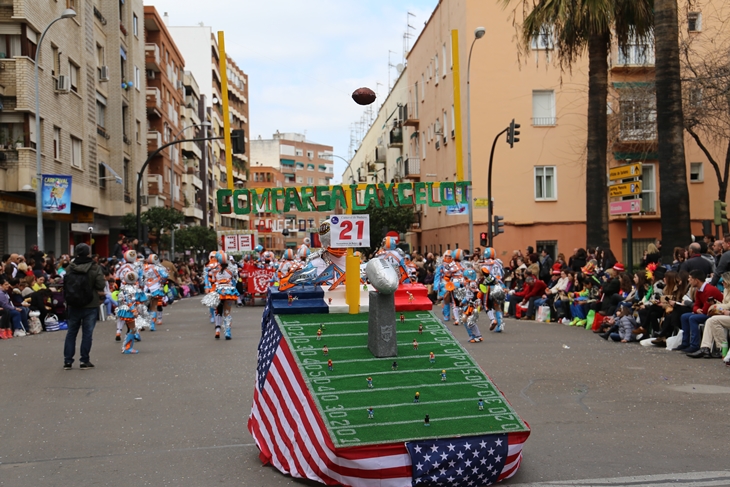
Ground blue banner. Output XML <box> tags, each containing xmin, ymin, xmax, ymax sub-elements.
<box><xmin>41</xmin><ymin>174</ymin><xmax>72</xmax><ymax>214</ymax></box>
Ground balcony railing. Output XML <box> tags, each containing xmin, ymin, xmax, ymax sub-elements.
<box><xmin>93</xmin><ymin>6</ymin><xmax>107</xmax><ymax>25</ymax></box>
<box><xmin>532</xmin><ymin>117</ymin><xmax>557</xmax><ymax>126</ymax></box>
<box><xmin>145</xmin><ymin>44</ymin><xmax>161</xmax><ymax>72</ymax></box>
<box><xmin>615</xmin><ymin>44</ymin><xmax>655</xmax><ymax>67</ymax></box>
<box><xmin>403</xmin><ymin>102</ymin><xmax>419</xmax><ymax>127</ymax></box>
<box><xmin>404</xmin><ymin>156</ymin><xmax>421</xmax><ymax>177</ymax></box>
<box><xmin>97</xmin><ymin>125</ymin><xmax>111</xmax><ymax>140</ymax></box>
<box><xmin>147</xmin><ymin>131</ymin><xmax>162</xmax><ymax>150</ymax></box>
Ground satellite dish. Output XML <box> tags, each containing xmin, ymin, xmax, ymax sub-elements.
<box><xmin>396</xmin><ymin>63</ymin><xmax>404</xmax><ymax>75</ymax></box>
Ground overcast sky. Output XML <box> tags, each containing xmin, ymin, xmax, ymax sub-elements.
<box><xmin>144</xmin><ymin>0</ymin><xmax>436</xmax><ymax>182</ymax></box>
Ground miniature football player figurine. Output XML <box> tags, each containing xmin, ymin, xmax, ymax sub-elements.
<box><xmin>413</xmin><ymin>339</ymin><xmax>418</xmax><ymax>350</ymax></box>
<box><xmin>414</xmin><ymin>391</ymin><xmax>420</xmax><ymax>403</ymax></box>
<box><xmin>328</xmin><ymin>298</ymin><xmax>332</xmax><ymax>304</ymax></box>
<box><xmin>287</xmin><ymin>292</ymin><xmax>294</xmax><ymax>306</ymax></box>
<box><xmin>367</xmin><ymin>377</ymin><xmax>373</xmax><ymax>388</ymax></box>
<box><xmin>429</xmin><ymin>351</ymin><xmax>435</xmax><ymax>363</ymax></box>
<box><xmin>441</xmin><ymin>370</ymin><xmax>447</xmax><ymax>381</ymax></box>
<box><xmin>407</xmin><ymin>292</ymin><xmax>414</xmax><ymax>303</ymax></box>
<box><xmin>478</xmin><ymin>399</ymin><xmax>484</xmax><ymax>411</ymax></box>
<box><xmin>317</xmin><ymin>328</ymin><xmax>322</xmax><ymax>340</ymax></box>
<box><xmin>328</xmin><ymin>359</ymin><xmax>333</xmax><ymax>371</ymax></box>
<box><xmin>368</xmin><ymin>407</ymin><xmax>374</xmax><ymax>419</ymax></box>
<box><xmin>418</xmin><ymin>323</ymin><xmax>423</xmax><ymax>334</ymax></box>
<box><xmin>392</xmin><ymin>361</ymin><xmax>398</xmax><ymax>371</ymax></box>
<box><xmin>424</xmin><ymin>414</ymin><xmax>430</xmax><ymax>426</ymax></box>
<box><xmin>400</xmin><ymin>313</ymin><xmax>405</xmax><ymax>324</ymax></box>
<box><xmin>321</xmin><ymin>323</ymin><xmax>326</xmax><ymax>331</ymax></box>
<box><xmin>322</xmin><ymin>345</ymin><xmax>328</xmax><ymax>356</ymax></box>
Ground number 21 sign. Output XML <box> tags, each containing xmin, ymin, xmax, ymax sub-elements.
<box><xmin>329</xmin><ymin>215</ymin><xmax>370</xmax><ymax>248</ymax></box>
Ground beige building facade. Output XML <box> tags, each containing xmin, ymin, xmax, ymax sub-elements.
<box><xmin>368</xmin><ymin>0</ymin><xmax>728</xmax><ymax>265</ymax></box>
<box><xmin>0</xmin><ymin>0</ymin><xmax>146</xmax><ymax>257</ymax></box>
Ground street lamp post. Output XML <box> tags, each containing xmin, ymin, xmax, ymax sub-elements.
<box><xmin>325</xmin><ymin>154</ymin><xmax>355</xmax><ymax>184</ymax></box>
<box><xmin>466</xmin><ymin>26</ymin><xmax>485</xmax><ymax>254</ymax></box>
<box><xmin>34</xmin><ymin>8</ymin><xmax>77</xmax><ymax>252</ymax></box>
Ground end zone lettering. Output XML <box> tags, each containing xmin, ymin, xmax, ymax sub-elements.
<box><xmin>216</xmin><ymin>181</ymin><xmax>471</xmax><ymax>214</ymax></box>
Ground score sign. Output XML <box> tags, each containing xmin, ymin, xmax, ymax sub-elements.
<box><xmin>330</xmin><ymin>215</ymin><xmax>370</xmax><ymax>248</ymax></box>
<box><xmin>221</xmin><ymin>233</ymin><xmax>256</xmax><ymax>252</ymax></box>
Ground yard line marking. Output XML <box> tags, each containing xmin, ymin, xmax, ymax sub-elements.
<box><xmin>295</xmin><ymin>342</ymin><xmax>459</xmax><ymax>351</ymax></box>
<box><xmin>290</xmin><ymin>330</ymin><xmax>454</xmax><ymax>339</ymax></box>
<box><xmin>310</xmin><ymin>382</ymin><xmax>494</xmax><ymax>394</ymax></box>
<box><xmin>281</xmin><ymin>318</ymin><xmax>442</xmax><ymax>327</ymax></box>
<box><xmin>322</xmin><ymin>397</ymin><xmax>504</xmax><ymax>412</ymax></box>
<box><xmin>299</xmin><ymin>355</ymin><xmax>475</xmax><ymax>365</ymax></box>
<box><xmin>329</xmin><ymin>413</ymin><xmax>516</xmax><ymax>429</ymax></box>
<box><xmin>308</xmin><ymin>367</ymin><xmax>482</xmax><ymax>382</ymax></box>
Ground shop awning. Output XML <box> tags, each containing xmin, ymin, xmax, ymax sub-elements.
<box><xmin>281</xmin><ymin>159</ymin><xmax>295</xmax><ymax>166</ymax></box>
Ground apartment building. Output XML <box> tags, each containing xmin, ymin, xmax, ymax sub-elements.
<box><xmin>248</xmin><ymin>165</ymin><xmax>285</xmax><ymax>251</ymax></box>
<box><xmin>0</xmin><ymin>0</ymin><xmax>146</xmax><ymax>257</ymax></box>
<box><xmin>250</xmin><ymin>132</ymin><xmax>334</xmax><ymax>249</ymax></box>
<box><xmin>374</xmin><ymin>0</ymin><xmax>727</xmax><ymax>264</ymax></box>
<box><xmin>179</xmin><ymin>69</ymin><xmax>204</xmax><ymax>226</ymax></box>
<box><xmin>166</xmin><ymin>23</ymin><xmax>250</xmax><ymax>231</ymax></box>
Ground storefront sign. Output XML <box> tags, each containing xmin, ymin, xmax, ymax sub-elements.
<box><xmin>41</xmin><ymin>174</ymin><xmax>72</xmax><ymax>214</ymax></box>
<box><xmin>216</xmin><ymin>181</ymin><xmax>471</xmax><ymax>215</ymax></box>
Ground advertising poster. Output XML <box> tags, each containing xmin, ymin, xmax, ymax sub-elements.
<box><xmin>41</xmin><ymin>175</ymin><xmax>72</xmax><ymax>214</ymax></box>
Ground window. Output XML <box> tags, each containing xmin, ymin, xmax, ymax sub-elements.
<box><xmin>136</xmin><ymin>120</ymin><xmax>141</xmax><ymax>143</ymax></box>
<box><xmin>120</xmin><ymin>48</ymin><xmax>127</xmax><ymax>79</ymax></box>
<box><xmin>421</xmin><ymin>131</ymin><xmax>426</xmax><ymax>159</ymax></box>
<box><xmin>690</xmin><ymin>162</ymin><xmax>703</xmax><ymax>183</ymax></box>
<box><xmin>134</xmin><ymin>66</ymin><xmax>140</xmax><ymax>91</ymax></box>
<box><xmin>71</xmin><ymin>136</ymin><xmax>82</xmax><ymax>169</ymax></box>
<box><xmin>53</xmin><ymin>126</ymin><xmax>61</xmax><ymax>159</ymax></box>
<box><xmin>51</xmin><ymin>45</ymin><xmax>59</xmax><ymax>77</ymax></box>
<box><xmin>689</xmin><ymin>87</ymin><xmax>703</xmax><ymax>107</ymax></box>
<box><xmin>641</xmin><ymin>164</ymin><xmax>656</xmax><ymax>212</ymax></box>
<box><xmin>534</xmin><ymin>166</ymin><xmax>556</xmax><ymax>200</ymax></box>
<box><xmin>0</xmin><ymin>33</ymin><xmax>22</xmax><ymax>58</ymax></box>
<box><xmin>442</xmin><ymin>110</ymin><xmax>448</xmax><ymax>144</ymax></box>
<box><xmin>297</xmin><ymin>176</ymin><xmax>303</xmax><ymax>183</ymax></box>
<box><xmin>124</xmin><ymin>159</ymin><xmax>131</xmax><ymax>196</ymax></box>
<box><xmin>442</xmin><ymin>43</ymin><xmax>447</xmax><ymax>76</ymax></box>
<box><xmin>421</xmin><ymin>74</ymin><xmax>425</xmax><ymax>101</ymax></box>
<box><xmin>96</xmin><ymin>92</ymin><xmax>107</xmax><ymax>128</ymax></box>
<box><xmin>66</xmin><ymin>0</ymin><xmax>76</xmax><ymax>9</ymax></box>
<box><xmin>69</xmin><ymin>61</ymin><xmax>79</xmax><ymax>92</ymax></box>
<box><xmin>451</xmin><ymin>105</ymin><xmax>455</xmax><ymax>137</ymax></box>
<box><xmin>307</xmin><ymin>177</ymin><xmax>313</xmax><ymax>185</ymax></box>
<box><xmin>307</xmin><ymin>150</ymin><xmax>314</xmax><ymax>160</ymax></box>
<box><xmin>434</xmin><ymin>54</ymin><xmax>439</xmax><ymax>81</ymax></box>
<box><xmin>298</xmin><ymin>220</ymin><xmax>306</xmax><ymax>232</ymax></box>
<box><xmin>617</xmin><ymin>33</ymin><xmax>654</xmax><ymax>65</ymax></box>
<box><xmin>619</xmin><ymin>92</ymin><xmax>657</xmax><ymax>141</ymax></box>
<box><xmin>530</xmin><ymin>25</ymin><xmax>555</xmax><ymax>50</ymax></box>
<box><xmin>295</xmin><ymin>149</ymin><xmax>303</xmax><ymax>156</ymax></box>
<box><xmin>98</xmin><ymin>163</ymin><xmax>107</xmax><ymax>189</ymax></box>
<box><xmin>133</xmin><ymin>13</ymin><xmax>139</xmax><ymax>37</ymax></box>
<box><xmin>532</xmin><ymin>90</ymin><xmax>556</xmax><ymax>126</ymax></box>
<box><xmin>24</xmin><ymin>28</ymin><xmax>38</xmax><ymax>59</ymax></box>
<box><xmin>688</xmin><ymin>12</ymin><xmax>701</xmax><ymax>32</ymax></box>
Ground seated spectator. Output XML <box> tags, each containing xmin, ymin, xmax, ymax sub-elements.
<box><xmin>652</xmin><ymin>271</ymin><xmax>691</xmax><ymax>346</ymax></box>
<box><xmin>606</xmin><ymin>302</ymin><xmax>639</xmax><ymax>342</ymax></box>
<box><xmin>0</xmin><ymin>275</ymin><xmax>30</xmax><ymax>336</ymax></box>
<box><xmin>687</xmin><ymin>292</ymin><xmax>730</xmax><ymax>359</ymax></box>
<box><xmin>676</xmin><ymin>270</ymin><xmax>723</xmax><ymax>354</ymax></box>
<box><xmin>506</xmin><ymin>273</ymin><xmax>547</xmax><ymax>320</ymax></box>
<box><xmin>32</xmin><ymin>275</ymin><xmax>48</xmax><ymax>292</ymax></box>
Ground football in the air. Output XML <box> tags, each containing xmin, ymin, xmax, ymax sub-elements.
<box><xmin>352</xmin><ymin>87</ymin><xmax>377</xmax><ymax>106</ymax></box>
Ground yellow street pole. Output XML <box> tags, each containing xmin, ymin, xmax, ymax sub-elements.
<box><xmin>218</xmin><ymin>31</ymin><xmax>234</xmax><ymax>191</ymax></box>
<box><xmin>451</xmin><ymin>30</ymin><xmax>464</xmax><ymax>182</ymax></box>
<box><xmin>344</xmin><ymin>192</ymin><xmax>360</xmax><ymax>314</ymax></box>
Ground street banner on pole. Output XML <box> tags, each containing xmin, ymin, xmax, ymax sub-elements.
<box><xmin>609</xmin><ymin>163</ymin><xmax>642</xmax><ymax>181</ymax></box>
<box><xmin>610</xmin><ymin>199</ymin><xmax>642</xmax><ymax>215</ymax></box>
<box><xmin>41</xmin><ymin>174</ymin><xmax>72</xmax><ymax>214</ymax></box>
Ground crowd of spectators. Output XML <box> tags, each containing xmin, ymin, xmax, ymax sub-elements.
<box><xmin>0</xmin><ymin>240</ymin><xmax>211</xmax><ymax>339</ymax></box>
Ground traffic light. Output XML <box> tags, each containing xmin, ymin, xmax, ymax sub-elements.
<box><xmin>713</xmin><ymin>200</ymin><xmax>727</xmax><ymax>226</ymax></box>
<box><xmin>480</xmin><ymin>232</ymin><xmax>488</xmax><ymax>247</ymax></box>
<box><xmin>506</xmin><ymin>119</ymin><xmax>520</xmax><ymax>148</ymax></box>
<box><xmin>231</xmin><ymin>129</ymin><xmax>246</xmax><ymax>154</ymax></box>
<box><xmin>493</xmin><ymin>215</ymin><xmax>505</xmax><ymax>236</ymax></box>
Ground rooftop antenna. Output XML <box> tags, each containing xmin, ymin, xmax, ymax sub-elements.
<box><xmin>388</xmin><ymin>50</ymin><xmax>397</xmax><ymax>92</ymax></box>
<box><xmin>403</xmin><ymin>12</ymin><xmax>416</xmax><ymax>62</ymax></box>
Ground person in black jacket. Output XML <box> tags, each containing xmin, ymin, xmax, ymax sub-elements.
<box><xmin>680</xmin><ymin>243</ymin><xmax>713</xmax><ymax>276</ymax></box>
<box><xmin>570</xmin><ymin>248</ymin><xmax>587</xmax><ymax>273</ymax></box>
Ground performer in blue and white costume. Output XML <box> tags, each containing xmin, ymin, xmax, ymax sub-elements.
<box><xmin>480</xmin><ymin>247</ymin><xmax>506</xmax><ymax>333</ymax></box>
<box><xmin>114</xmin><ymin>250</ymin><xmax>137</xmax><ymax>341</ymax></box>
<box><xmin>434</xmin><ymin>251</ymin><xmax>464</xmax><ymax>323</ymax></box>
<box><xmin>116</xmin><ymin>271</ymin><xmax>143</xmax><ymax>354</ymax></box>
<box><xmin>143</xmin><ymin>254</ymin><xmax>168</xmax><ymax>332</ymax></box>
<box><xmin>212</xmin><ymin>252</ymin><xmax>239</xmax><ymax>340</ymax></box>
<box><xmin>203</xmin><ymin>251</ymin><xmax>220</xmax><ymax>323</ymax></box>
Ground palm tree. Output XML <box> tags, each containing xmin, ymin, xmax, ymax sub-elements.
<box><xmin>507</xmin><ymin>0</ymin><xmax>653</xmax><ymax>251</ymax></box>
<box><xmin>654</xmin><ymin>0</ymin><xmax>691</xmax><ymax>260</ymax></box>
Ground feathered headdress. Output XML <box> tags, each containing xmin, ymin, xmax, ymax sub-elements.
<box><xmin>645</xmin><ymin>262</ymin><xmax>658</xmax><ymax>280</ymax></box>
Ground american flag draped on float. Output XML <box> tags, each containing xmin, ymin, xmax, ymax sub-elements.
<box><xmin>247</xmin><ymin>301</ymin><xmax>528</xmax><ymax>487</ymax></box>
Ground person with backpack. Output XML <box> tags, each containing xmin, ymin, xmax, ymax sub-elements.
<box><xmin>63</xmin><ymin>243</ymin><xmax>106</xmax><ymax>370</ymax></box>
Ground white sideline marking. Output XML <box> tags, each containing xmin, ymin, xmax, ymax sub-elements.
<box><xmin>507</xmin><ymin>471</ymin><xmax>730</xmax><ymax>487</ymax></box>
<box><xmin>311</xmin><ymin>382</ymin><xmax>494</xmax><ymax>395</ymax></box>
<box><xmin>309</xmin><ymin>367</ymin><xmax>480</xmax><ymax>381</ymax></box>
<box><xmin>281</xmin><ymin>317</ymin><xmax>441</xmax><ymax>327</ymax></box>
<box><xmin>299</xmin><ymin>341</ymin><xmax>456</xmax><ymax>351</ymax></box>
<box><xmin>322</xmin><ymin>397</ymin><xmax>505</xmax><ymax>411</ymax></box>
<box><xmin>330</xmin><ymin>413</ymin><xmax>514</xmax><ymax>429</ymax></box>
<box><xmin>302</xmin><ymin>354</ymin><xmax>474</xmax><ymax>365</ymax></box>
<box><xmin>290</xmin><ymin>330</ymin><xmax>449</xmax><ymax>338</ymax></box>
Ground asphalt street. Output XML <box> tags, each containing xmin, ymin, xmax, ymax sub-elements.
<box><xmin>1</xmin><ymin>298</ymin><xmax>729</xmax><ymax>487</ymax></box>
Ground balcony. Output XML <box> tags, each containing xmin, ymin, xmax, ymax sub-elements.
<box><xmin>147</xmin><ymin>131</ymin><xmax>162</xmax><ymax>150</ymax></box>
<box><xmin>145</xmin><ymin>44</ymin><xmax>161</xmax><ymax>72</ymax></box>
<box><xmin>93</xmin><ymin>6</ymin><xmax>107</xmax><ymax>25</ymax></box>
<box><xmin>388</xmin><ymin>126</ymin><xmax>403</xmax><ymax>147</ymax></box>
<box><xmin>532</xmin><ymin>117</ymin><xmax>557</xmax><ymax>127</ymax></box>
<box><xmin>0</xmin><ymin>148</ymin><xmax>19</xmax><ymax>169</ymax></box>
<box><xmin>184</xmin><ymin>205</ymin><xmax>204</xmax><ymax>220</ymax></box>
<box><xmin>403</xmin><ymin>103</ymin><xmax>419</xmax><ymax>127</ymax></box>
<box><xmin>146</xmin><ymin>87</ymin><xmax>162</xmax><ymax>117</ymax></box>
<box><xmin>612</xmin><ymin>44</ymin><xmax>655</xmax><ymax>71</ymax></box>
<box><xmin>404</xmin><ymin>156</ymin><xmax>421</xmax><ymax>179</ymax></box>
<box><xmin>183</xmin><ymin>172</ymin><xmax>203</xmax><ymax>190</ymax></box>
<box><xmin>183</xmin><ymin>157</ymin><xmax>199</xmax><ymax>174</ymax></box>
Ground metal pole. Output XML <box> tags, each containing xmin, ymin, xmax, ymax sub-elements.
<box><xmin>35</xmin><ymin>15</ymin><xmax>68</xmax><ymax>253</ymax></box>
<box><xmin>626</xmin><ymin>215</ymin><xmax>633</xmax><ymax>270</ymax></box>
<box><xmin>487</xmin><ymin>127</ymin><xmax>509</xmax><ymax>247</ymax></box>
<box><xmin>466</xmin><ymin>37</ymin><xmax>477</xmax><ymax>254</ymax></box>
<box><xmin>137</xmin><ymin>136</ymin><xmax>224</xmax><ymax>244</ymax></box>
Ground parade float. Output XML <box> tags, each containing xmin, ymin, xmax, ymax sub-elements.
<box><xmin>214</xmin><ymin>179</ymin><xmax>531</xmax><ymax>487</ymax></box>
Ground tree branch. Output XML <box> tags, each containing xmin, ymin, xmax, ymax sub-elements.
<box><xmin>686</xmin><ymin>125</ymin><xmax>723</xmax><ymax>186</ymax></box>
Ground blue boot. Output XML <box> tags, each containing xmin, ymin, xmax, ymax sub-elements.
<box><xmin>224</xmin><ymin>315</ymin><xmax>232</xmax><ymax>340</ymax></box>
<box><xmin>122</xmin><ymin>331</ymin><xmax>139</xmax><ymax>354</ymax></box>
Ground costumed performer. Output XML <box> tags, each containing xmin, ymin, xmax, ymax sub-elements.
<box><xmin>212</xmin><ymin>251</ymin><xmax>239</xmax><ymax>340</ymax></box>
<box><xmin>143</xmin><ymin>254</ymin><xmax>168</xmax><ymax>331</ymax></box>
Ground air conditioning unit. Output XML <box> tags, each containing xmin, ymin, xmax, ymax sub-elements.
<box><xmin>147</xmin><ymin>70</ymin><xmax>155</xmax><ymax>79</ymax></box>
<box><xmin>176</xmin><ymin>80</ymin><xmax>184</xmax><ymax>90</ymax></box>
<box><xmin>99</xmin><ymin>65</ymin><xmax>110</xmax><ymax>82</ymax></box>
<box><xmin>140</xmin><ymin>195</ymin><xmax>149</xmax><ymax>206</ymax></box>
<box><xmin>435</xmin><ymin>140</ymin><xmax>440</xmax><ymax>150</ymax></box>
<box><xmin>55</xmin><ymin>75</ymin><xmax>71</xmax><ymax>93</ymax></box>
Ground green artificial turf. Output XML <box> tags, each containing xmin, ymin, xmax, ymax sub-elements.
<box><xmin>277</xmin><ymin>311</ymin><xmax>529</xmax><ymax>448</ymax></box>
